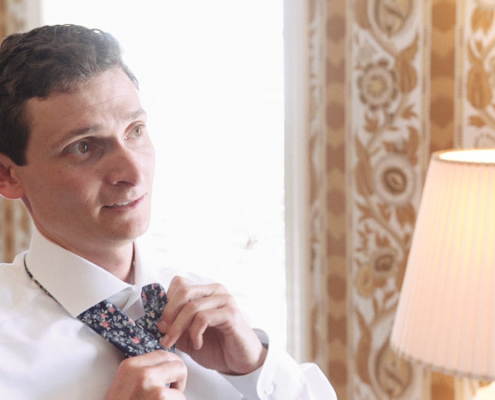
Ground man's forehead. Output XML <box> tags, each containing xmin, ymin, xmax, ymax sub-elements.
<box><xmin>29</xmin><ymin>69</ymin><xmax>138</xmax><ymax>109</ymax></box>
<box><xmin>24</xmin><ymin>70</ymin><xmax>143</xmax><ymax>142</ymax></box>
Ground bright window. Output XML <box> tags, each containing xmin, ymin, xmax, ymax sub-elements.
<box><xmin>41</xmin><ymin>0</ymin><xmax>286</xmax><ymax>346</ymax></box>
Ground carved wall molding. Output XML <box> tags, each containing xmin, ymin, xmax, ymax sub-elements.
<box><xmin>307</xmin><ymin>0</ymin><xmax>330</xmax><ymax>372</ymax></box>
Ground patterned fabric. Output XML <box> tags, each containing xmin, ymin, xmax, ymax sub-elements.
<box><xmin>77</xmin><ymin>283</ymin><xmax>175</xmax><ymax>358</ymax></box>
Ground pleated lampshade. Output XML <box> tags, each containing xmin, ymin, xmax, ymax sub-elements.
<box><xmin>391</xmin><ymin>149</ymin><xmax>495</xmax><ymax>381</ymax></box>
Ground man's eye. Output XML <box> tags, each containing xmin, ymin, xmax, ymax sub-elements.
<box><xmin>67</xmin><ymin>140</ymin><xmax>92</xmax><ymax>154</ymax></box>
<box><xmin>134</xmin><ymin>126</ymin><xmax>143</xmax><ymax>137</ymax></box>
<box><xmin>126</xmin><ymin>125</ymin><xmax>145</xmax><ymax>139</ymax></box>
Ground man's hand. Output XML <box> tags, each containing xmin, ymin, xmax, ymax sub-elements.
<box><xmin>104</xmin><ymin>350</ymin><xmax>187</xmax><ymax>400</ymax></box>
<box><xmin>158</xmin><ymin>276</ymin><xmax>268</xmax><ymax>375</ymax></box>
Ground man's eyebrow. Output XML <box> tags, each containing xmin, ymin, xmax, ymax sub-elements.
<box><xmin>125</xmin><ymin>108</ymin><xmax>147</xmax><ymax>121</ymax></box>
<box><xmin>58</xmin><ymin>124</ymin><xmax>103</xmax><ymax>144</ymax></box>
<box><xmin>54</xmin><ymin>109</ymin><xmax>147</xmax><ymax>149</ymax></box>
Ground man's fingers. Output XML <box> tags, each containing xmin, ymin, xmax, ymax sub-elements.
<box><xmin>124</xmin><ymin>349</ymin><xmax>178</xmax><ymax>367</ymax></box>
<box><xmin>160</xmin><ymin>294</ymin><xmax>238</xmax><ymax>349</ymax></box>
<box><xmin>148</xmin><ymin>358</ymin><xmax>187</xmax><ymax>392</ymax></box>
<box><xmin>147</xmin><ymin>387</ymin><xmax>186</xmax><ymax>400</ymax></box>
<box><xmin>162</xmin><ymin>276</ymin><xmax>229</xmax><ymax>327</ymax></box>
<box><xmin>166</xmin><ymin>276</ymin><xmax>228</xmax><ymax>303</ymax></box>
<box><xmin>113</xmin><ymin>350</ymin><xmax>187</xmax><ymax>393</ymax></box>
<box><xmin>123</xmin><ymin>351</ymin><xmax>187</xmax><ymax>390</ymax></box>
<box><xmin>186</xmin><ymin>305</ymin><xmax>238</xmax><ymax>350</ymax></box>
<box><xmin>159</xmin><ymin>276</ymin><xmax>267</xmax><ymax>375</ymax></box>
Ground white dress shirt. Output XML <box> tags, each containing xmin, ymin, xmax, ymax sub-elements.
<box><xmin>0</xmin><ymin>228</ymin><xmax>337</xmax><ymax>399</ymax></box>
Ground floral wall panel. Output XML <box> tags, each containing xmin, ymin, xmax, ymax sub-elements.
<box><xmin>321</xmin><ymin>0</ymin><xmax>480</xmax><ymax>398</ymax></box>
<box><xmin>347</xmin><ymin>0</ymin><xmax>430</xmax><ymax>398</ymax></box>
<box><xmin>0</xmin><ymin>0</ymin><xmax>31</xmax><ymax>263</ymax></box>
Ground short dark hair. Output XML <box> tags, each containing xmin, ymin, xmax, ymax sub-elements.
<box><xmin>0</xmin><ymin>24</ymin><xmax>138</xmax><ymax>165</ymax></box>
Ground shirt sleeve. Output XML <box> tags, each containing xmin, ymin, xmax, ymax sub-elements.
<box><xmin>221</xmin><ymin>330</ymin><xmax>338</xmax><ymax>400</ymax></box>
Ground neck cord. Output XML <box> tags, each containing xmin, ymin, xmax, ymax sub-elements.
<box><xmin>23</xmin><ymin>254</ymin><xmax>56</xmax><ymax>301</ymax></box>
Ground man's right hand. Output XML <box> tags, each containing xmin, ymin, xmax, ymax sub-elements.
<box><xmin>104</xmin><ymin>350</ymin><xmax>187</xmax><ymax>400</ymax></box>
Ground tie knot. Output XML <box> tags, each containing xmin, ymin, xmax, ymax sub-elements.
<box><xmin>77</xmin><ymin>282</ymin><xmax>174</xmax><ymax>358</ymax></box>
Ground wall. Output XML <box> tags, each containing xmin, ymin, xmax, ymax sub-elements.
<box><xmin>313</xmin><ymin>0</ymin><xmax>492</xmax><ymax>399</ymax></box>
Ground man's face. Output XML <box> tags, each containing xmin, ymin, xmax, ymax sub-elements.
<box><xmin>14</xmin><ymin>68</ymin><xmax>155</xmax><ymax>255</ymax></box>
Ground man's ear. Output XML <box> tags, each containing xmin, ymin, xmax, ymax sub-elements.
<box><xmin>0</xmin><ymin>153</ymin><xmax>25</xmax><ymax>200</ymax></box>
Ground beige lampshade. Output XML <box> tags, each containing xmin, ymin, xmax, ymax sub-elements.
<box><xmin>390</xmin><ymin>149</ymin><xmax>495</xmax><ymax>381</ymax></box>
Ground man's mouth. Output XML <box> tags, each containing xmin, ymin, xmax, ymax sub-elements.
<box><xmin>104</xmin><ymin>196</ymin><xmax>144</xmax><ymax>209</ymax></box>
<box><xmin>106</xmin><ymin>200</ymin><xmax>135</xmax><ymax>208</ymax></box>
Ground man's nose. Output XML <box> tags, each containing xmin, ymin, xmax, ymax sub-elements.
<box><xmin>105</xmin><ymin>145</ymin><xmax>145</xmax><ymax>186</ymax></box>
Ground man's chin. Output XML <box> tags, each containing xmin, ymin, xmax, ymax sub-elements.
<box><xmin>107</xmin><ymin>221</ymin><xmax>151</xmax><ymax>242</ymax></box>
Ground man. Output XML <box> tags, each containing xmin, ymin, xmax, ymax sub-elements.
<box><xmin>0</xmin><ymin>25</ymin><xmax>337</xmax><ymax>399</ymax></box>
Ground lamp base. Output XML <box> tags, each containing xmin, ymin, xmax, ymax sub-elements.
<box><xmin>473</xmin><ymin>382</ymin><xmax>495</xmax><ymax>400</ymax></box>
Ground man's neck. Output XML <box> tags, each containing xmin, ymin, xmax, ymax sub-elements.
<box><xmin>64</xmin><ymin>243</ymin><xmax>135</xmax><ymax>282</ymax></box>
<box><xmin>91</xmin><ymin>245</ymin><xmax>135</xmax><ymax>282</ymax></box>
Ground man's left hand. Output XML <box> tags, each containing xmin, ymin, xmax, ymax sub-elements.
<box><xmin>158</xmin><ymin>276</ymin><xmax>267</xmax><ymax>375</ymax></box>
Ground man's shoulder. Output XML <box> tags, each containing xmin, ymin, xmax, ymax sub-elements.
<box><xmin>0</xmin><ymin>253</ymin><xmax>27</xmax><ymax>287</ymax></box>
<box><xmin>0</xmin><ymin>253</ymin><xmax>40</xmax><ymax>322</ymax></box>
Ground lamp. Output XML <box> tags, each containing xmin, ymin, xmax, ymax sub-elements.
<box><xmin>391</xmin><ymin>149</ymin><xmax>495</xmax><ymax>387</ymax></box>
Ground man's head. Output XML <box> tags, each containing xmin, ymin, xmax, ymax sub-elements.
<box><xmin>0</xmin><ymin>24</ymin><xmax>137</xmax><ymax>166</ymax></box>
<box><xmin>0</xmin><ymin>25</ymin><xmax>155</xmax><ymax>265</ymax></box>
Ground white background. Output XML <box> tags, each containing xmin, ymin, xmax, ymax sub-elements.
<box><xmin>41</xmin><ymin>0</ymin><xmax>287</xmax><ymax>345</ymax></box>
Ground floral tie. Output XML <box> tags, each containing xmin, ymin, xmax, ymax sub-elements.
<box><xmin>77</xmin><ymin>283</ymin><xmax>175</xmax><ymax>358</ymax></box>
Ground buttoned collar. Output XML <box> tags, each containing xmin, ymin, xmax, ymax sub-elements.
<box><xmin>25</xmin><ymin>227</ymin><xmax>144</xmax><ymax>318</ymax></box>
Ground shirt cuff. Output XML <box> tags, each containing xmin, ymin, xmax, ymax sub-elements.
<box><xmin>219</xmin><ymin>329</ymin><xmax>267</xmax><ymax>399</ymax></box>
<box><xmin>220</xmin><ymin>329</ymin><xmax>305</xmax><ymax>399</ymax></box>
<box><xmin>220</xmin><ymin>329</ymin><xmax>337</xmax><ymax>400</ymax></box>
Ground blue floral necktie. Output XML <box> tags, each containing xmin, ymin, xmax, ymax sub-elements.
<box><xmin>77</xmin><ymin>283</ymin><xmax>175</xmax><ymax>358</ymax></box>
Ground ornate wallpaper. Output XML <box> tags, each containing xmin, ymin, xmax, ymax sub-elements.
<box><xmin>348</xmin><ymin>0</ymin><xmax>429</xmax><ymax>398</ymax></box>
<box><xmin>318</xmin><ymin>0</ymin><xmax>492</xmax><ymax>399</ymax></box>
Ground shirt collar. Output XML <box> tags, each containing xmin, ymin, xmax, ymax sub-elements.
<box><xmin>25</xmin><ymin>227</ymin><xmax>143</xmax><ymax>318</ymax></box>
